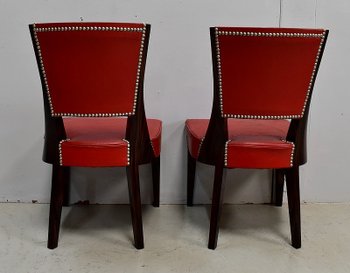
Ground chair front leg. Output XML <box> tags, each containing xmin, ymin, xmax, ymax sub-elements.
<box><xmin>126</xmin><ymin>163</ymin><xmax>144</xmax><ymax>249</ymax></box>
<box><xmin>187</xmin><ymin>151</ymin><xmax>197</xmax><ymax>206</ymax></box>
<box><xmin>62</xmin><ymin>167</ymin><xmax>71</xmax><ymax>207</ymax></box>
<box><xmin>286</xmin><ymin>166</ymin><xmax>301</xmax><ymax>248</ymax></box>
<box><xmin>208</xmin><ymin>163</ymin><xmax>226</xmax><ymax>250</ymax></box>
<box><xmin>151</xmin><ymin>156</ymin><xmax>160</xmax><ymax>207</ymax></box>
<box><xmin>48</xmin><ymin>164</ymin><xmax>66</xmax><ymax>249</ymax></box>
<box><xmin>271</xmin><ymin>168</ymin><xmax>285</xmax><ymax>207</ymax></box>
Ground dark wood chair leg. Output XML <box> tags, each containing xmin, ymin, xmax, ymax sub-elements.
<box><xmin>187</xmin><ymin>151</ymin><xmax>196</xmax><ymax>206</ymax></box>
<box><xmin>271</xmin><ymin>168</ymin><xmax>285</xmax><ymax>207</ymax></box>
<box><xmin>126</xmin><ymin>164</ymin><xmax>144</xmax><ymax>249</ymax></box>
<box><xmin>286</xmin><ymin>166</ymin><xmax>301</xmax><ymax>249</ymax></box>
<box><xmin>62</xmin><ymin>167</ymin><xmax>70</xmax><ymax>207</ymax></box>
<box><xmin>151</xmin><ymin>156</ymin><xmax>160</xmax><ymax>207</ymax></box>
<box><xmin>208</xmin><ymin>163</ymin><xmax>225</xmax><ymax>250</ymax></box>
<box><xmin>47</xmin><ymin>164</ymin><xmax>66</xmax><ymax>249</ymax></box>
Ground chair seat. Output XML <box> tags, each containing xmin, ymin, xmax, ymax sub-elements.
<box><xmin>185</xmin><ymin>119</ymin><xmax>294</xmax><ymax>169</ymax></box>
<box><xmin>60</xmin><ymin>118</ymin><xmax>162</xmax><ymax>167</ymax></box>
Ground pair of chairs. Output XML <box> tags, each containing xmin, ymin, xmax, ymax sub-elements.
<box><xmin>29</xmin><ymin>22</ymin><xmax>328</xmax><ymax>250</ymax></box>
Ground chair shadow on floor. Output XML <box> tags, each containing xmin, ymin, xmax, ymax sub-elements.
<box><xmin>61</xmin><ymin>204</ymin><xmax>154</xmax><ymax>247</ymax></box>
<box><xmin>187</xmin><ymin>164</ymin><xmax>289</xmax><ymax>247</ymax></box>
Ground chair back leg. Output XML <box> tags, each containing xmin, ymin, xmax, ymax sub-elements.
<box><xmin>286</xmin><ymin>166</ymin><xmax>301</xmax><ymax>248</ymax></box>
<box><xmin>187</xmin><ymin>151</ymin><xmax>197</xmax><ymax>206</ymax></box>
<box><xmin>271</xmin><ymin>169</ymin><xmax>285</xmax><ymax>207</ymax></box>
<box><xmin>151</xmin><ymin>156</ymin><xmax>160</xmax><ymax>207</ymax></box>
<box><xmin>126</xmin><ymin>164</ymin><xmax>144</xmax><ymax>249</ymax></box>
<box><xmin>48</xmin><ymin>164</ymin><xmax>66</xmax><ymax>249</ymax></box>
<box><xmin>62</xmin><ymin>167</ymin><xmax>71</xmax><ymax>207</ymax></box>
<box><xmin>208</xmin><ymin>163</ymin><xmax>226</xmax><ymax>249</ymax></box>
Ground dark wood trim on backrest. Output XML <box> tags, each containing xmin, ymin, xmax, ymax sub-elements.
<box><xmin>287</xmin><ymin>30</ymin><xmax>329</xmax><ymax>166</ymax></box>
<box><xmin>126</xmin><ymin>24</ymin><xmax>154</xmax><ymax>165</ymax></box>
<box><xmin>30</xmin><ymin>23</ymin><xmax>154</xmax><ymax>165</ymax></box>
<box><xmin>198</xmin><ymin>27</ymin><xmax>228</xmax><ymax>165</ymax></box>
<box><xmin>199</xmin><ymin>27</ymin><xmax>328</xmax><ymax>168</ymax></box>
<box><xmin>29</xmin><ymin>24</ymin><xmax>67</xmax><ymax>165</ymax></box>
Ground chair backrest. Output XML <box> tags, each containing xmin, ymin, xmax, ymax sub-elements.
<box><xmin>30</xmin><ymin>22</ymin><xmax>149</xmax><ymax>117</ymax></box>
<box><xmin>212</xmin><ymin>27</ymin><xmax>327</xmax><ymax>119</ymax></box>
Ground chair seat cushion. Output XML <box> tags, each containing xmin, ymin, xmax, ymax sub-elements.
<box><xmin>60</xmin><ymin>118</ymin><xmax>161</xmax><ymax>167</ymax></box>
<box><xmin>185</xmin><ymin>119</ymin><xmax>294</xmax><ymax>169</ymax></box>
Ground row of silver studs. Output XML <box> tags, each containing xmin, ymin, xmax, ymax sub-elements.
<box><xmin>283</xmin><ymin>140</ymin><xmax>295</xmax><ymax>167</ymax></box>
<box><xmin>132</xmin><ymin>26</ymin><xmax>146</xmax><ymax>115</ymax></box>
<box><xmin>224</xmin><ymin>139</ymin><xmax>295</xmax><ymax>167</ymax></box>
<box><xmin>300</xmin><ymin>33</ymin><xmax>326</xmax><ymax>117</ymax></box>
<box><xmin>58</xmin><ymin>139</ymin><xmax>70</xmax><ymax>166</ymax></box>
<box><xmin>197</xmin><ymin>137</ymin><xmax>205</xmax><ymax>157</ymax></box>
<box><xmin>33</xmin><ymin>24</ymin><xmax>55</xmax><ymax>114</ymax></box>
<box><xmin>224</xmin><ymin>140</ymin><xmax>230</xmax><ymax>167</ymax></box>
<box><xmin>33</xmin><ymin>23</ymin><xmax>146</xmax><ymax>117</ymax></box>
<box><xmin>215</xmin><ymin>28</ymin><xmax>326</xmax><ymax>119</ymax></box>
<box><xmin>58</xmin><ymin>138</ymin><xmax>130</xmax><ymax>166</ymax></box>
<box><xmin>217</xmin><ymin>30</ymin><xmax>324</xmax><ymax>38</ymax></box>
<box><xmin>122</xmin><ymin>139</ymin><xmax>130</xmax><ymax>165</ymax></box>
<box><xmin>34</xmin><ymin>26</ymin><xmax>143</xmax><ymax>32</ymax></box>
<box><xmin>150</xmin><ymin>140</ymin><xmax>157</xmax><ymax>156</ymax></box>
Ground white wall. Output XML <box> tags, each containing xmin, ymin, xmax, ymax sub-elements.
<box><xmin>0</xmin><ymin>0</ymin><xmax>349</xmax><ymax>204</ymax></box>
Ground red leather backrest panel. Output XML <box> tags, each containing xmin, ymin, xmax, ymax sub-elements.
<box><xmin>34</xmin><ymin>22</ymin><xmax>146</xmax><ymax>116</ymax></box>
<box><xmin>215</xmin><ymin>27</ymin><xmax>326</xmax><ymax>118</ymax></box>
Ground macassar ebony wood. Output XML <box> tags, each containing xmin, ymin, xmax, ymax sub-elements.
<box><xmin>47</xmin><ymin>164</ymin><xmax>66</xmax><ymax>249</ymax></box>
<box><xmin>187</xmin><ymin>151</ymin><xmax>196</xmax><ymax>206</ymax></box>
<box><xmin>271</xmin><ymin>169</ymin><xmax>285</xmax><ymax>207</ymax></box>
<box><xmin>62</xmin><ymin>166</ymin><xmax>71</xmax><ymax>207</ymax></box>
<box><xmin>186</xmin><ymin>27</ymin><xmax>329</xmax><ymax>250</ymax></box>
<box><xmin>30</xmin><ymin>23</ymin><xmax>160</xmax><ymax>250</ymax></box>
<box><xmin>208</xmin><ymin>159</ymin><xmax>226</xmax><ymax>250</ymax></box>
<box><xmin>151</xmin><ymin>156</ymin><xmax>160</xmax><ymax>207</ymax></box>
<box><xmin>286</xmin><ymin>166</ymin><xmax>301</xmax><ymax>248</ymax></box>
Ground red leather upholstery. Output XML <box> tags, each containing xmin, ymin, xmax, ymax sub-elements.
<box><xmin>216</xmin><ymin>27</ymin><xmax>324</xmax><ymax>117</ymax></box>
<box><xmin>35</xmin><ymin>23</ymin><xmax>145</xmax><ymax>116</ymax></box>
<box><xmin>185</xmin><ymin>119</ymin><xmax>293</xmax><ymax>168</ymax></box>
<box><xmin>61</xmin><ymin>118</ymin><xmax>162</xmax><ymax>167</ymax></box>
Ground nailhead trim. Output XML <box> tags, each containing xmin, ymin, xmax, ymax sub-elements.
<box><xmin>150</xmin><ymin>140</ymin><xmax>157</xmax><ymax>156</ymax></box>
<box><xmin>215</xmin><ymin>28</ymin><xmax>326</xmax><ymax>119</ymax></box>
<box><xmin>58</xmin><ymin>138</ymin><xmax>130</xmax><ymax>166</ymax></box>
<box><xmin>217</xmin><ymin>30</ymin><xmax>324</xmax><ymax>38</ymax></box>
<box><xmin>34</xmin><ymin>26</ymin><xmax>144</xmax><ymax>32</ymax></box>
<box><xmin>58</xmin><ymin>139</ymin><xmax>70</xmax><ymax>166</ymax></box>
<box><xmin>122</xmin><ymin>139</ymin><xmax>131</xmax><ymax>165</ymax></box>
<box><xmin>197</xmin><ymin>137</ymin><xmax>205</xmax><ymax>157</ymax></box>
<box><xmin>224</xmin><ymin>139</ymin><xmax>295</xmax><ymax>167</ymax></box>
<box><xmin>286</xmin><ymin>141</ymin><xmax>295</xmax><ymax>167</ymax></box>
<box><xmin>33</xmin><ymin>23</ymin><xmax>146</xmax><ymax>117</ymax></box>
<box><xmin>224</xmin><ymin>140</ymin><xmax>230</xmax><ymax>167</ymax></box>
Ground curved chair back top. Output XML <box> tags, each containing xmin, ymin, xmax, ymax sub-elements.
<box><xmin>212</xmin><ymin>27</ymin><xmax>327</xmax><ymax>119</ymax></box>
<box><xmin>31</xmin><ymin>22</ymin><xmax>149</xmax><ymax>117</ymax></box>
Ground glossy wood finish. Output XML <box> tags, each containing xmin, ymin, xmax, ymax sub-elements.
<box><xmin>286</xmin><ymin>166</ymin><xmax>301</xmax><ymax>248</ymax></box>
<box><xmin>271</xmin><ymin>169</ymin><xmax>285</xmax><ymax>207</ymax></box>
<box><xmin>208</xmin><ymin>161</ymin><xmax>226</xmax><ymax>250</ymax></box>
<box><xmin>187</xmin><ymin>151</ymin><xmax>196</xmax><ymax>206</ymax></box>
<box><xmin>30</xmin><ymin>24</ymin><xmax>158</xmax><ymax>250</ymax></box>
<box><xmin>126</xmin><ymin>163</ymin><xmax>144</xmax><ymax>249</ymax></box>
<box><xmin>62</xmin><ymin>167</ymin><xmax>70</xmax><ymax>207</ymax></box>
<box><xmin>151</xmin><ymin>156</ymin><xmax>160</xmax><ymax>207</ymax></box>
<box><xmin>47</xmin><ymin>164</ymin><xmax>66</xmax><ymax>249</ymax></box>
<box><xmin>186</xmin><ymin>28</ymin><xmax>329</xmax><ymax>249</ymax></box>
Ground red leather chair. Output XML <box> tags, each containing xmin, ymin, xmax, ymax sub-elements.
<box><xmin>186</xmin><ymin>27</ymin><xmax>328</xmax><ymax>249</ymax></box>
<box><xmin>29</xmin><ymin>22</ymin><xmax>162</xmax><ymax>249</ymax></box>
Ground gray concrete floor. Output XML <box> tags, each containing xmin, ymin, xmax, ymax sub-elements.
<box><xmin>0</xmin><ymin>203</ymin><xmax>349</xmax><ymax>273</ymax></box>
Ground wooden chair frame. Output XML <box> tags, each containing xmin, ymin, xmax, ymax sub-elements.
<box><xmin>29</xmin><ymin>23</ymin><xmax>159</xmax><ymax>250</ymax></box>
<box><xmin>187</xmin><ymin>27</ymin><xmax>329</xmax><ymax>249</ymax></box>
